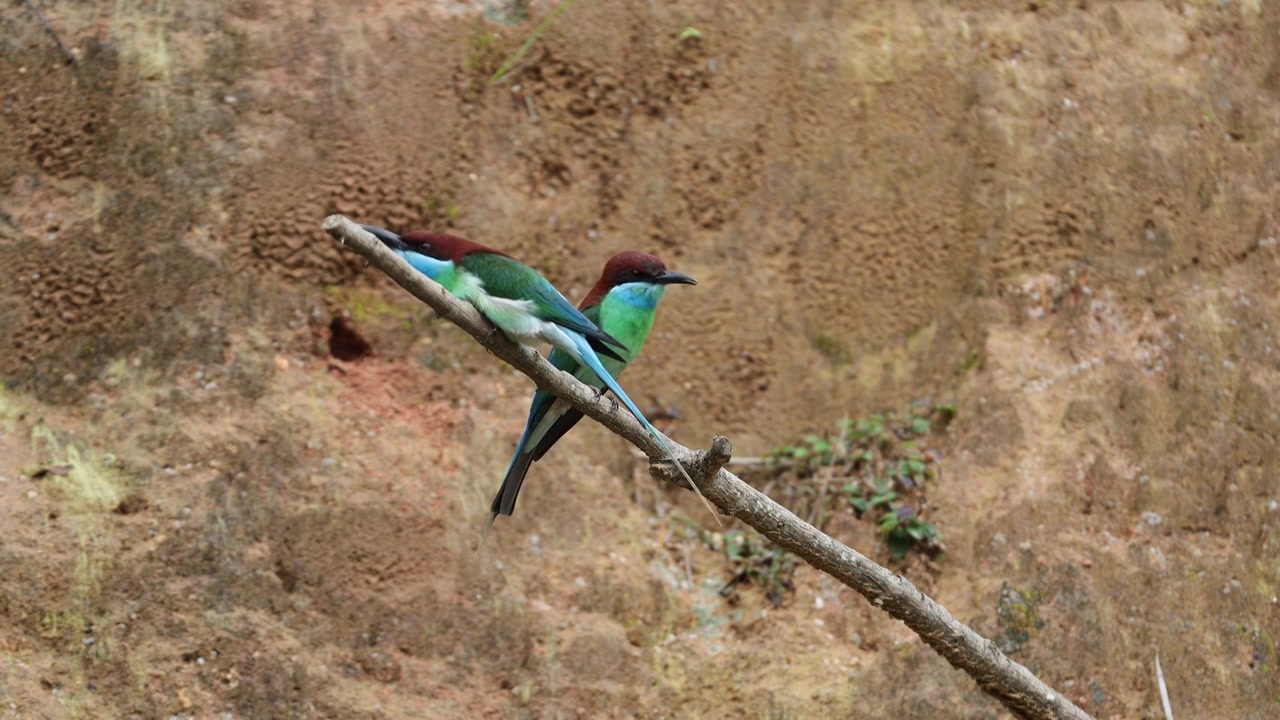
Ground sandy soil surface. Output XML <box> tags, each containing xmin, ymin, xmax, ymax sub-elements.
<box><xmin>3</xmin><ymin>0</ymin><xmax>1280</xmax><ymax>717</ymax></box>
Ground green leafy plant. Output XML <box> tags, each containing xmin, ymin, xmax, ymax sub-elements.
<box><xmin>764</xmin><ymin>433</ymin><xmax>835</xmax><ymax>473</ymax></box>
<box><xmin>760</xmin><ymin>401</ymin><xmax>954</xmax><ymax>561</ymax></box>
<box><xmin>718</xmin><ymin>529</ymin><xmax>796</xmax><ymax>608</ymax></box>
<box><xmin>877</xmin><ymin>505</ymin><xmax>943</xmax><ymax>560</ymax></box>
<box><xmin>846</xmin><ymin>477</ymin><xmax>897</xmax><ymax>514</ymax></box>
<box><xmin>692</xmin><ymin>402</ymin><xmax>952</xmax><ymax>605</ymax></box>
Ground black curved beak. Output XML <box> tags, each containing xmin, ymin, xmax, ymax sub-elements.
<box><xmin>657</xmin><ymin>270</ymin><xmax>697</xmax><ymax>286</ymax></box>
<box><xmin>362</xmin><ymin>224</ymin><xmax>411</xmax><ymax>252</ymax></box>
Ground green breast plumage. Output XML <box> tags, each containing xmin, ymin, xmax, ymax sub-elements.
<box><xmin>596</xmin><ymin>283</ymin><xmax>665</xmax><ymax>366</ymax></box>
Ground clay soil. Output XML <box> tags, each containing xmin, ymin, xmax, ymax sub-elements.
<box><xmin>3</xmin><ymin>1</ymin><xmax>1280</xmax><ymax>718</ymax></box>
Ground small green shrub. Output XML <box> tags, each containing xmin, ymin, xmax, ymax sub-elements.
<box><xmin>717</xmin><ymin>529</ymin><xmax>796</xmax><ymax>608</ymax></box>
<box><xmin>762</xmin><ymin>401</ymin><xmax>953</xmax><ymax>560</ymax></box>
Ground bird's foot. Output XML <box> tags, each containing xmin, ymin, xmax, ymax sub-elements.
<box><xmin>594</xmin><ymin>388</ymin><xmax>619</xmax><ymax>414</ymax></box>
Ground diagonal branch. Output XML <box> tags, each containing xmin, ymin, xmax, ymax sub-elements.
<box><xmin>322</xmin><ymin>214</ymin><xmax>1094</xmax><ymax>720</ymax></box>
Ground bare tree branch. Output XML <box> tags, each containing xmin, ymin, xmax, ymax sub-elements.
<box><xmin>322</xmin><ymin>214</ymin><xmax>1094</xmax><ymax>720</ymax></box>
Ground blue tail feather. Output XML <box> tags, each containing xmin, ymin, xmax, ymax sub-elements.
<box><xmin>490</xmin><ymin>400</ymin><xmax>543</xmax><ymax>518</ymax></box>
<box><xmin>480</xmin><ymin>400</ymin><xmax>540</xmax><ymax>549</ymax></box>
<box><xmin>565</xmin><ymin>333</ymin><xmax>720</xmax><ymax>523</ymax></box>
<box><xmin>566</xmin><ymin>334</ymin><xmax>658</xmax><ymax>438</ymax></box>
<box><xmin>483</xmin><ymin>328</ymin><xmax>720</xmax><ymax>551</ymax></box>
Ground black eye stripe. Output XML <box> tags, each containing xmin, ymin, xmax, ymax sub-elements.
<box><xmin>612</xmin><ymin>265</ymin><xmax>667</xmax><ymax>285</ymax></box>
<box><xmin>410</xmin><ymin>243</ymin><xmax>447</xmax><ymax>260</ymax></box>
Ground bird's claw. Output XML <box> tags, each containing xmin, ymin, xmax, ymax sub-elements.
<box><xmin>594</xmin><ymin>388</ymin><xmax>618</xmax><ymax>414</ymax></box>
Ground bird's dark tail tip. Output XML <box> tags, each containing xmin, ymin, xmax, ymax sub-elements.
<box><xmin>361</xmin><ymin>224</ymin><xmax>410</xmax><ymax>252</ymax></box>
<box><xmin>475</xmin><ymin>513</ymin><xmax>500</xmax><ymax>556</ymax></box>
<box><xmin>493</xmin><ymin>451</ymin><xmax>534</xmax><ymax>518</ymax></box>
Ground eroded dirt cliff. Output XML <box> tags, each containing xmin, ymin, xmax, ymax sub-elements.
<box><xmin>3</xmin><ymin>1</ymin><xmax>1279</xmax><ymax>718</ymax></box>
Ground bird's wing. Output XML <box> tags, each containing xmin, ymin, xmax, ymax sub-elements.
<box><xmin>526</xmin><ymin>303</ymin><xmax>608</xmax><ymax>462</ymax></box>
<box><xmin>462</xmin><ymin>253</ymin><xmax>628</xmax><ymax>358</ymax></box>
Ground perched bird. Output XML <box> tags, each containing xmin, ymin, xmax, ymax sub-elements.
<box><xmin>362</xmin><ymin>225</ymin><xmax>625</xmax><ymax>363</ymax></box>
<box><xmin>361</xmin><ymin>225</ymin><xmax>715</xmax><ymax>528</ymax></box>
<box><xmin>486</xmin><ymin>251</ymin><xmax>697</xmax><ymax>537</ymax></box>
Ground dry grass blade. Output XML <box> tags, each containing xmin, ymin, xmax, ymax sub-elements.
<box><xmin>1155</xmin><ymin>651</ymin><xmax>1174</xmax><ymax>720</ymax></box>
<box><xmin>489</xmin><ymin>0</ymin><xmax>580</xmax><ymax>84</ymax></box>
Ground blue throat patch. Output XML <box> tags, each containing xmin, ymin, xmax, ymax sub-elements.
<box><xmin>399</xmin><ymin>251</ymin><xmax>452</xmax><ymax>282</ymax></box>
<box><xmin>609</xmin><ymin>282</ymin><xmax>666</xmax><ymax>311</ymax></box>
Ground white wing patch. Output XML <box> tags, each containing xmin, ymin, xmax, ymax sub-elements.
<box><xmin>455</xmin><ymin>268</ymin><xmax>555</xmax><ymax>347</ymax></box>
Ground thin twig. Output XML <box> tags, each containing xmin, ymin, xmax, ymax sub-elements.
<box><xmin>1155</xmin><ymin>651</ymin><xmax>1174</xmax><ymax>720</ymax></box>
<box><xmin>323</xmin><ymin>215</ymin><xmax>1095</xmax><ymax>720</ymax></box>
<box><xmin>22</xmin><ymin>0</ymin><xmax>76</xmax><ymax>65</ymax></box>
